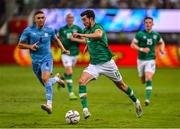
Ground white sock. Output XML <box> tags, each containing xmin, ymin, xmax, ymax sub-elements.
<box><xmin>135</xmin><ymin>99</ymin><xmax>140</xmax><ymax>105</ymax></box>
<box><xmin>47</xmin><ymin>100</ymin><xmax>52</xmax><ymax>108</ymax></box>
<box><xmin>83</xmin><ymin>107</ymin><xmax>88</xmax><ymax>112</ymax></box>
<box><xmin>69</xmin><ymin>92</ymin><xmax>74</xmax><ymax>96</ymax></box>
<box><xmin>54</xmin><ymin>76</ymin><xmax>60</xmax><ymax>82</ymax></box>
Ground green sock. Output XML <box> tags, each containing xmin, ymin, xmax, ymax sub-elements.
<box><xmin>64</xmin><ymin>73</ymin><xmax>73</xmax><ymax>93</ymax></box>
<box><xmin>126</xmin><ymin>87</ymin><xmax>137</xmax><ymax>103</ymax></box>
<box><xmin>145</xmin><ymin>80</ymin><xmax>152</xmax><ymax>100</ymax></box>
<box><xmin>79</xmin><ymin>85</ymin><xmax>87</xmax><ymax>108</ymax></box>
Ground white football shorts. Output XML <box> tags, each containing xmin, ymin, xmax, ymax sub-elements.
<box><xmin>61</xmin><ymin>54</ymin><xmax>78</xmax><ymax>67</ymax></box>
<box><xmin>84</xmin><ymin>59</ymin><xmax>122</xmax><ymax>82</ymax></box>
<box><xmin>137</xmin><ymin>59</ymin><xmax>156</xmax><ymax>77</ymax></box>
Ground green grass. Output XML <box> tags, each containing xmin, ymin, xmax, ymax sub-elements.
<box><xmin>0</xmin><ymin>65</ymin><xmax>180</xmax><ymax>128</ymax></box>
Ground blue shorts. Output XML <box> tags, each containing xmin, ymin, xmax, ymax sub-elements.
<box><xmin>32</xmin><ymin>61</ymin><xmax>53</xmax><ymax>85</ymax></box>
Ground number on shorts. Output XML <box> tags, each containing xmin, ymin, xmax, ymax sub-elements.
<box><xmin>114</xmin><ymin>70</ymin><xmax>120</xmax><ymax>79</ymax></box>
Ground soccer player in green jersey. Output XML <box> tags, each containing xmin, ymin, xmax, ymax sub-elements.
<box><xmin>58</xmin><ymin>13</ymin><xmax>82</xmax><ymax>100</ymax></box>
<box><xmin>131</xmin><ymin>17</ymin><xmax>165</xmax><ymax>106</ymax></box>
<box><xmin>71</xmin><ymin>10</ymin><xmax>143</xmax><ymax>119</ymax></box>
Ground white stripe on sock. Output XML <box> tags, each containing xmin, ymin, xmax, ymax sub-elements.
<box><xmin>146</xmin><ymin>87</ymin><xmax>152</xmax><ymax>90</ymax></box>
<box><xmin>79</xmin><ymin>93</ymin><xmax>87</xmax><ymax>97</ymax></box>
<box><xmin>130</xmin><ymin>90</ymin><xmax>134</xmax><ymax>96</ymax></box>
<box><xmin>66</xmin><ymin>79</ymin><xmax>73</xmax><ymax>83</ymax></box>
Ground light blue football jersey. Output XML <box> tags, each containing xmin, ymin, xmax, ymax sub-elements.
<box><xmin>20</xmin><ymin>25</ymin><xmax>56</xmax><ymax>64</ymax></box>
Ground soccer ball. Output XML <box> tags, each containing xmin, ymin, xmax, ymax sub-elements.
<box><xmin>65</xmin><ymin>110</ymin><xmax>80</xmax><ymax>124</ymax></box>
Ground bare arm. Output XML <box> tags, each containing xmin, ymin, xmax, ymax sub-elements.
<box><xmin>70</xmin><ymin>37</ymin><xmax>86</xmax><ymax>43</ymax></box>
<box><xmin>83</xmin><ymin>45</ymin><xmax>88</xmax><ymax>54</ymax></box>
<box><xmin>130</xmin><ymin>38</ymin><xmax>150</xmax><ymax>53</ymax></box>
<box><xmin>158</xmin><ymin>38</ymin><xmax>166</xmax><ymax>54</ymax></box>
<box><xmin>18</xmin><ymin>41</ymin><xmax>39</xmax><ymax>51</ymax></box>
<box><xmin>73</xmin><ymin>29</ymin><xmax>103</xmax><ymax>39</ymax></box>
<box><xmin>54</xmin><ymin>37</ymin><xmax>70</xmax><ymax>54</ymax></box>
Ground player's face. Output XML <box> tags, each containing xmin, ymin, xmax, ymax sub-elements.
<box><xmin>81</xmin><ymin>15</ymin><xmax>92</xmax><ymax>29</ymax></box>
<box><xmin>34</xmin><ymin>13</ymin><xmax>46</xmax><ymax>28</ymax></box>
<box><xmin>66</xmin><ymin>14</ymin><xmax>74</xmax><ymax>26</ymax></box>
<box><xmin>144</xmin><ymin>19</ymin><xmax>153</xmax><ymax>31</ymax></box>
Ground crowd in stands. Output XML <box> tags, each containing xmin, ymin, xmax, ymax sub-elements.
<box><xmin>39</xmin><ymin>0</ymin><xmax>180</xmax><ymax>9</ymax></box>
<box><xmin>0</xmin><ymin>0</ymin><xmax>180</xmax><ymax>44</ymax></box>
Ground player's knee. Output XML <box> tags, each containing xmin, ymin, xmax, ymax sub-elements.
<box><xmin>65</xmin><ymin>67</ymin><xmax>73</xmax><ymax>75</ymax></box>
<box><xmin>146</xmin><ymin>76</ymin><xmax>152</xmax><ymax>82</ymax></box>
<box><xmin>66</xmin><ymin>71</ymin><xmax>73</xmax><ymax>75</ymax></box>
<box><xmin>79</xmin><ymin>78</ymin><xmax>86</xmax><ymax>85</ymax></box>
<box><xmin>42</xmin><ymin>77</ymin><xmax>49</xmax><ymax>84</ymax></box>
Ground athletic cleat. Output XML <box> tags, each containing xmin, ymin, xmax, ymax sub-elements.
<box><xmin>60</xmin><ymin>73</ymin><xmax>65</xmax><ymax>81</ymax></box>
<box><xmin>135</xmin><ymin>99</ymin><xmax>143</xmax><ymax>118</ymax></box>
<box><xmin>69</xmin><ymin>92</ymin><xmax>78</xmax><ymax>100</ymax></box>
<box><xmin>83</xmin><ymin>108</ymin><xmax>91</xmax><ymax>119</ymax></box>
<box><xmin>41</xmin><ymin>104</ymin><xmax>52</xmax><ymax>114</ymax></box>
<box><xmin>55</xmin><ymin>73</ymin><xmax>65</xmax><ymax>88</ymax></box>
<box><xmin>145</xmin><ymin>99</ymin><xmax>150</xmax><ymax>106</ymax></box>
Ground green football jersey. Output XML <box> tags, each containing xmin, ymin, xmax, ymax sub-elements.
<box><xmin>83</xmin><ymin>23</ymin><xmax>113</xmax><ymax>65</ymax></box>
<box><xmin>135</xmin><ymin>30</ymin><xmax>162</xmax><ymax>60</ymax></box>
<box><xmin>58</xmin><ymin>25</ymin><xmax>82</xmax><ymax>56</ymax></box>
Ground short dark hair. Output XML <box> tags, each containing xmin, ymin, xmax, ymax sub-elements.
<box><xmin>144</xmin><ymin>17</ymin><xmax>153</xmax><ymax>22</ymax></box>
<box><xmin>34</xmin><ymin>10</ymin><xmax>44</xmax><ymax>17</ymax></box>
<box><xmin>80</xmin><ymin>10</ymin><xmax>95</xmax><ymax>20</ymax></box>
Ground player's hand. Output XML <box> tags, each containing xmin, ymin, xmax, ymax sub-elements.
<box><xmin>70</xmin><ymin>37</ymin><xmax>76</xmax><ymax>41</ymax></box>
<box><xmin>141</xmin><ymin>47</ymin><xmax>150</xmax><ymax>53</ymax></box>
<box><xmin>73</xmin><ymin>32</ymin><xmax>84</xmax><ymax>38</ymax></box>
<box><xmin>30</xmin><ymin>42</ymin><xmax>39</xmax><ymax>51</ymax></box>
<box><xmin>62</xmin><ymin>49</ymin><xmax>70</xmax><ymax>55</ymax></box>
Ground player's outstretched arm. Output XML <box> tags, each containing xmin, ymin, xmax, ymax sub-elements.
<box><xmin>70</xmin><ymin>37</ymin><xmax>86</xmax><ymax>43</ymax></box>
<box><xmin>73</xmin><ymin>29</ymin><xmax>103</xmax><ymax>39</ymax></box>
<box><xmin>54</xmin><ymin>37</ymin><xmax>70</xmax><ymax>55</ymax></box>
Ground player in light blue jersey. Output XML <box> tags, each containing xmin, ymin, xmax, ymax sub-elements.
<box><xmin>18</xmin><ymin>10</ymin><xmax>70</xmax><ymax>114</ymax></box>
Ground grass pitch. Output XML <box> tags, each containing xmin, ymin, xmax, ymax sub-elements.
<box><xmin>0</xmin><ymin>66</ymin><xmax>180</xmax><ymax>128</ymax></box>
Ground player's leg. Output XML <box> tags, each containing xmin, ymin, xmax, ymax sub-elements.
<box><xmin>40</xmin><ymin>61</ymin><xmax>62</xmax><ymax>114</ymax></box>
<box><xmin>101</xmin><ymin>60</ymin><xmax>142</xmax><ymax>117</ymax></box>
<box><xmin>41</xmin><ymin>70</ymin><xmax>52</xmax><ymax>114</ymax></box>
<box><xmin>79</xmin><ymin>64</ymin><xmax>99</xmax><ymax>119</ymax></box>
<box><xmin>144</xmin><ymin>60</ymin><xmax>155</xmax><ymax>106</ymax></box>
<box><xmin>61</xmin><ymin>54</ymin><xmax>77</xmax><ymax>99</ymax></box>
<box><xmin>137</xmin><ymin>59</ymin><xmax>146</xmax><ymax>84</ymax></box>
<box><xmin>141</xmin><ymin>75</ymin><xmax>146</xmax><ymax>84</ymax></box>
<box><xmin>113</xmin><ymin>80</ymin><xmax>142</xmax><ymax>117</ymax></box>
<box><xmin>64</xmin><ymin>66</ymin><xmax>77</xmax><ymax>100</ymax></box>
<box><xmin>32</xmin><ymin>63</ymin><xmax>44</xmax><ymax>85</ymax></box>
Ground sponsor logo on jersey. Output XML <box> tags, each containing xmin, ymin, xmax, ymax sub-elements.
<box><xmin>73</xmin><ymin>29</ymin><xmax>77</xmax><ymax>33</ymax></box>
<box><xmin>153</xmin><ymin>35</ymin><xmax>157</xmax><ymax>40</ymax></box>
<box><xmin>44</xmin><ymin>33</ymin><xmax>48</xmax><ymax>37</ymax></box>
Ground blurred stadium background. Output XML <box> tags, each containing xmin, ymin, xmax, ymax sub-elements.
<box><xmin>0</xmin><ymin>0</ymin><xmax>180</xmax><ymax>128</ymax></box>
<box><xmin>0</xmin><ymin>0</ymin><xmax>179</xmax><ymax>66</ymax></box>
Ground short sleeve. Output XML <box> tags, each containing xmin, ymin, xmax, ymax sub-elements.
<box><xmin>78</xmin><ymin>26</ymin><xmax>82</xmax><ymax>33</ymax></box>
<box><xmin>156</xmin><ymin>33</ymin><xmax>162</xmax><ymax>42</ymax></box>
<box><xmin>94</xmin><ymin>24</ymin><xmax>103</xmax><ymax>32</ymax></box>
<box><xmin>19</xmin><ymin>28</ymin><xmax>29</xmax><ymax>43</ymax></box>
<box><xmin>58</xmin><ymin>28</ymin><xmax>63</xmax><ymax>37</ymax></box>
<box><xmin>51</xmin><ymin>29</ymin><xmax>57</xmax><ymax>41</ymax></box>
<box><xmin>134</xmin><ymin>32</ymin><xmax>141</xmax><ymax>43</ymax></box>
